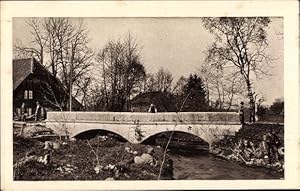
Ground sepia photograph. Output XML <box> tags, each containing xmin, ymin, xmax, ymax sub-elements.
<box><xmin>1</xmin><ymin>1</ymin><xmax>299</xmax><ymax>190</ymax></box>
<box><xmin>12</xmin><ymin>17</ymin><xmax>284</xmax><ymax>180</ymax></box>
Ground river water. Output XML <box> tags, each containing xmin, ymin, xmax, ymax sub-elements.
<box><xmin>169</xmin><ymin>153</ymin><xmax>284</xmax><ymax>180</ymax></box>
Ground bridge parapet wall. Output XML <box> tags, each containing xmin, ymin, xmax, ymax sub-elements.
<box><xmin>47</xmin><ymin>112</ymin><xmax>240</xmax><ymax>123</ymax></box>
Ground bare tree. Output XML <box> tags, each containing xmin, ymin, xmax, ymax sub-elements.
<box><xmin>48</xmin><ymin>18</ymin><xmax>93</xmax><ymax>111</ymax></box>
<box><xmin>172</xmin><ymin>76</ymin><xmax>188</xmax><ymax>96</ymax></box>
<box><xmin>41</xmin><ymin>83</ymin><xmax>65</xmax><ymax>111</ymax></box>
<box><xmin>73</xmin><ymin>76</ymin><xmax>92</xmax><ymax>109</ymax></box>
<box><xmin>202</xmin><ymin>17</ymin><xmax>273</xmax><ymax>121</ymax></box>
<box><xmin>39</xmin><ymin>74</ymin><xmax>69</xmax><ymax>111</ymax></box>
<box><xmin>95</xmin><ymin>34</ymin><xmax>145</xmax><ymax>111</ymax></box>
<box><xmin>154</xmin><ymin>67</ymin><xmax>173</xmax><ymax>92</ymax></box>
<box><xmin>136</xmin><ymin>67</ymin><xmax>173</xmax><ymax>94</ymax></box>
<box><xmin>200</xmin><ymin>62</ymin><xmax>245</xmax><ymax>111</ymax></box>
<box><xmin>14</xmin><ymin>18</ymin><xmax>94</xmax><ymax>111</ymax></box>
<box><xmin>96</xmin><ymin>39</ymin><xmax>126</xmax><ymax>111</ymax></box>
<box><xmin>14</xmin><ymin>18</ymin><xmax>47</xmax><ymax>64</ymax></box>
<box><xmin>137</xmin><ymin>73</ymin><xmax>157</xmax><ymax>93</ymax></box>
<box><xmin>123</xmin><ymin>33</ymin><xmax>146</xmax><ymax>110</ymax></box>
<box><xmin>83</xmin><ymin>82</ymin><xmax>106</xmax><ymax>111</ymax></box>
<box><xmin>43</xmin><ymin>18</ymin><xmax>63</xmax><ymax>77</ymax></box>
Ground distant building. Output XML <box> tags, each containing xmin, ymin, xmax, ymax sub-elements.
<box><xmin>13</xmin><ymin>58</ymin><xmax>82</xmax><ymax>120</ymax></box>
<box><xmin>131</xmin><ymin>91</ymin><xmax>177</xmax><ymax>112</ymax></box>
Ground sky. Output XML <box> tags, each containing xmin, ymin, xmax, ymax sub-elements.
<box><xmin>13</xmin><ymin>17</ymin><xmax>283</xmax><ymax>105</ymax></box>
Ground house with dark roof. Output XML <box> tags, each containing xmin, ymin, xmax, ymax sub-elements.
<box><xmin>13</xmin><ymin>58</ymin><xmax>82</xmax><ymax>120</ymax></box>
<box><xmin>130</xmin><ymin>91</ymin><xmax>178</xmax><ymax>112</ymax></box>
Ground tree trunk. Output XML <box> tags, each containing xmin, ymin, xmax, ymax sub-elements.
<box><xmin>69</xmin><ymin>65</ymin><xmax>73</xmax><ymax>111</ymax></box>
<box><xmin>69</xmin><ymin>47</ymin><xmax>75</xmax><ymax>112</ymax></box>
<box><xmin>246</xmin><ymin>80</ymin><xmax>255</xmax><ymax>123</ymax></box>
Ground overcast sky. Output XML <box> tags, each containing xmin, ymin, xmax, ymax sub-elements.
<box><xmin>13</xmin><ymin>17</ymin><xmax>283</xmax><ymax>105</ymax></box>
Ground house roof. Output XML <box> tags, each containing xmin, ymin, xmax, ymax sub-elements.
<box><xmin>13</xmin><ymin>58</ymin><xmax>82</xmax><ymax>108</ymax></box>
<box><xmin>13</xmin><ymin>58</ymin><xmax>34</xmax><ymax>90</ymax></box>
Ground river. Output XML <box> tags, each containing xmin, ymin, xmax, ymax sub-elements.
<box><xmin>169</xmin><ymin>152</ymin><xmax>284</xmax><ymax>180</ymax></box>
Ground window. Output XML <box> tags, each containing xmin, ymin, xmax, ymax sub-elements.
<box><xmin>24</xmin><ymin>90</ymin><xmax>33</xmax><ymax>100</ymax></box>
<box><xmin>24</xmin><ymin>90</ymin><xmax>28</xmax><ymax>99</ymax></box>
<box><xmin>28</xmin><ymin>90</ymin><xmax>33</xmax><ymax>99</ymax></box>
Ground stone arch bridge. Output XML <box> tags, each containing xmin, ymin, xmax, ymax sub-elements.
<box><xmin>46</xmin><ymin>112</ymin><xmax>241</xmax><ymax>147</ymax></box>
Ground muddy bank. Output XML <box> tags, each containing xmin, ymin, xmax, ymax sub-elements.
<box><xmin>13</xmin><ymin>135</ymin><xmax>173</xmax><ymax>180</ymax></box>
<box><xmin>210</xmin><ymin>123</ymin><xmax>284</xmax><ymax>174</ymax></box>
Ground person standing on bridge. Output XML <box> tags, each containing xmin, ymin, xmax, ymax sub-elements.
<box><xmin>148</xmin><ymin>103</ymin><xmax>157</xmax><ymax>113</ymax></box>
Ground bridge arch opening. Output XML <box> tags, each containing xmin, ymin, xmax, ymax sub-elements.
<box><xmin>74</xmin><ymin>129</ymin><xmax>128</xmax><ymax>142</ymax></box>
<box><xmin>141</xmin><ymin>131</ymin><xmax>209</xmax><ymax>153</ymax></box>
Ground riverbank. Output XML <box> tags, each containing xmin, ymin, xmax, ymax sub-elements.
<box><xmin>210</xmin><ymin>123</ymin><xmax>284</xmax><ymax>174</ymax></box>
<box><xmin>13</xmin><ymin>135</ymin><xmax>173</xmax><ymax>180</ymax></box>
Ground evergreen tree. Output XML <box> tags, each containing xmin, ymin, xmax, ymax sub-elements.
<box><xmin>180</xmin><ymin>74</ymin><xmax>208</xmax><ymax>112</ymax></box>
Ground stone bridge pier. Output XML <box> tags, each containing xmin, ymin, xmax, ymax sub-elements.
<box><xmin>46</xmin><ymin>112</ymin><xmax>242</xmax><ymax>147</ymax></box>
